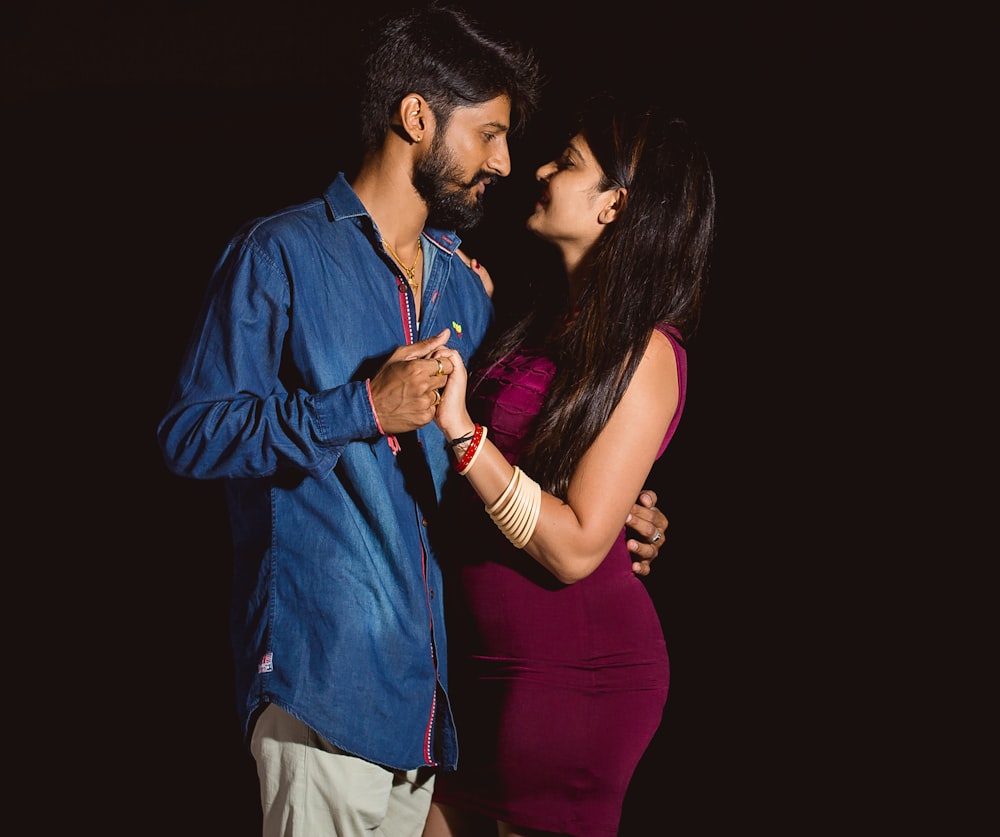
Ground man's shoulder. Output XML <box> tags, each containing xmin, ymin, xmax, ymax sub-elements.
<box><xmin>243</xmin><ymin>173</ymin><xmax>362</xmax><ymax>236</ymax></box>
<box><xmin>242</xmin><ymin>183</ymin><xmax>355</xmax><ymax>243</ymax></box>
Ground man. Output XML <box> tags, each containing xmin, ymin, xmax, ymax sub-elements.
<box><xmin>158</xmin><ymin>5</ymin><xmax>667</xmax><ymax>835</ymax></box>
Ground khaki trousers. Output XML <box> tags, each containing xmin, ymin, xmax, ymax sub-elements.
<box><xmin>251</xmin><ymin>703</ymin><xmax>436</xmax><ymax>837</ymax></box>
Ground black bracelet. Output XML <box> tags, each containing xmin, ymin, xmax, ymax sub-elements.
<box><xmin>447</xmin><ymin>430</ymin><xmax>477</xmax><ymax>448</ymax></box>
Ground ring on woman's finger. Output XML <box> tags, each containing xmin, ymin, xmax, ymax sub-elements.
<box><xmin>434</xmin><ymin>358</ymin><xmax>445</xmax><ymax>376</ymax></box>
<box><xmin>651</xmin><ymin>528</ymin><xmax>662</xmax><ymax>545</ymax></box>
<box><xmin>433</xmin><ymin>389</ymin><xmax>442</xmax><ymax>406</ymax></box>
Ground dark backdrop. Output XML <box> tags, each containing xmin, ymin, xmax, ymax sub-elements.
<box><xmin>5</xmin><ymin>3</ymin><xmax>948</xmax><ymax>834</ymax></box>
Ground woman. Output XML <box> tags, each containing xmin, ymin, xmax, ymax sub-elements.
<box><xmin>424</xmin><ymin>94</ymin><xmax>716</xmax><ymax>837</ymax></box>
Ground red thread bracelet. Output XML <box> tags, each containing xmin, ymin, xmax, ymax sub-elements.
<box><xmin>366</xmin><ymin>378</ymin><xmax>385</xmax><ymax>435</ymax></box>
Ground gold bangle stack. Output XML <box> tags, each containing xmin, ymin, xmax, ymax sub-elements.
<box><xmin>485</xmin><ymin>466</ymin><xmax>542</xmax><ymax>549</ymax></box>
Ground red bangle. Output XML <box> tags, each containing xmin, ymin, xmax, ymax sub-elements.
<box><xmin>454</xmin><ymin>424</ymin><xmax>484</xmax><ymax>474</ymax></box>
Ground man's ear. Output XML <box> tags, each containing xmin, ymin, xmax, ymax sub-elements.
<box><xmin>397</xmin><ymin>93</ymin><xmax>429</xmax><ymax>145</ymax></box>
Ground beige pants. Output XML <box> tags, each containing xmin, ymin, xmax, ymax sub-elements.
<box><xmin>250</xmin><ymin>703</ymin><xmax>436</xmax><ymax>837</ymax></box>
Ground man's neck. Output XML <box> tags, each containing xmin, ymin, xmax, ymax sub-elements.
<box><xmin>351</xmin><ymin>151</ymin><xmax>428</xmax><ymax>247</ymax></box>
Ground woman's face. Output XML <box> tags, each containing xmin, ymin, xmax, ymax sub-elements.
<box><xmin>526</xmin><ymin>133</ymin><xmax>618</xmax><ymax>253</ymax></box>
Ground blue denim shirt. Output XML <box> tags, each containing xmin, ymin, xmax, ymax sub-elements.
<box><xmin>157</xmin><ymin>173</ymin><xmax>494</xmax><ymax>771</ymax></box>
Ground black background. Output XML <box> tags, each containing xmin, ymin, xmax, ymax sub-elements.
<box><xmin>5</xmin><ymin>2</ymin><xmax>961</xmax><ymax>834</ymax></box>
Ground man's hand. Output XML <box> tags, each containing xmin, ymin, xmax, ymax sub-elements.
<box><xmin>369</xmin><ymin>329</ymin><xmax>454</xmax><ymax>434</ymax></box>
<box><xmin>626</xmin><ymin>489</ymin><xmax>668</xmax><ymax>577</ymax></box>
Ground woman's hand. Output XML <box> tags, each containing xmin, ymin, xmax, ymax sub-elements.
<box><xmin>430</xmin><ymin>346</ymin><xmax>474</xmax><ymax>442</ymax></box>
<box><xmin>456</xmin><ymin>248</ymin><xmax>494</xmax><ymax>297</ymax></box>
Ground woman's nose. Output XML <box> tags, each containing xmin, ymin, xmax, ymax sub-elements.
<box><xmin>535</xmin><ymin>160</ymin><xmax>555</xmax><ymax>181</ymax></box>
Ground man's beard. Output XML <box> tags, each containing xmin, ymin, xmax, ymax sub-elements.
<box><xmin>413</xmin><ymin>137</ymin><xmax>488</xmax><ymax>231</ymax></box>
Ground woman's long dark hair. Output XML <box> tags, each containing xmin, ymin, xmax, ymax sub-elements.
<box><xmin>475</xmin><ymin>94</ymin><xmax>717</xmax><ymax>499</ymax></box>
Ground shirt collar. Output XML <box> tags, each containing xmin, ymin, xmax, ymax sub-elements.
<box><xmin>325</xmin><ymin>173</ymin><xmax>463</xmax><ymax>255</ymax></box>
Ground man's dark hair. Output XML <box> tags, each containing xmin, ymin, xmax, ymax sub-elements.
<box><xmin>358</xmin><ymin>3</ymin><xmax>544</xmax><ymax>152</ymax></box>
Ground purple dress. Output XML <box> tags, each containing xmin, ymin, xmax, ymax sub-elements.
<box><xmin>432</xmin><ymin>325</ymin><xmax>686</xmax><ymax>836</ymax></box>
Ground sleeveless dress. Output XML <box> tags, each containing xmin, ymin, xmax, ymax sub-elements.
<box><xmin>432</xmin><ymin>325</ymin><xmax>686</xmax><ymax>836</ymax></box>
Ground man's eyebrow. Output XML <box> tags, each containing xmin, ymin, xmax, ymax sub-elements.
<box><xmin>483</xmin><ymin>120</ymin><xmax>510</xmax><ymax>132</ymax></box>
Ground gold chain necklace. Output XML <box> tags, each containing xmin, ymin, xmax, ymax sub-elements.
<box><xmin>384</xmin><ymin>238</ymin><xmax>422</xmax><ymax>289</ymax></box>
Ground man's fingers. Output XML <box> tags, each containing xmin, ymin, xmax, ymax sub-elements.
<box><xmin>411</xmin><ymin>328</ymin><xmax>451</xmax><ymax>356</ymax></box>
<box><xmin>386</xmin><ymin>329</ymin><xmax>451</xmax><ymax>364</ymax></box>
<box><xmin>628</xmin><ymin>492</ymin><xmax>668</xmax><ymax>542</ymax></box>
<box><xmin>431</xmin><ymin>346</ymin><xmax>464</xmax><ymax>376</ymax></box>
<box><xmin>627</xmin><ymin>538</ymin><xmax>654</xmax><ymax>557</ymax></box>
<box><xmin>631</xmin><ymin>558</ymin><xmax>652</xmax><ymax>577</ymax></box>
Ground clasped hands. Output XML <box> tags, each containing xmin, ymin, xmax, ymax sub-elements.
<box><xmin>367</xmin><ymin>328</ymin><xmax>668</xmax><ymax>572</ymax></box>
<box><xmin>367</xmin><ymin>329</ymin><xmax>455</xmax><ymax>434</ymax></box>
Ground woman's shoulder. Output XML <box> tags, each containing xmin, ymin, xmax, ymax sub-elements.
<box><xmin>653</xmin><ymin>321</ymin><xmax>682</xmax><ymax>341</ymax></box>
<box><xmin>651</xmin><ymin>322</ymin><xmax>686</xmax><ymax>360</ymax></box>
